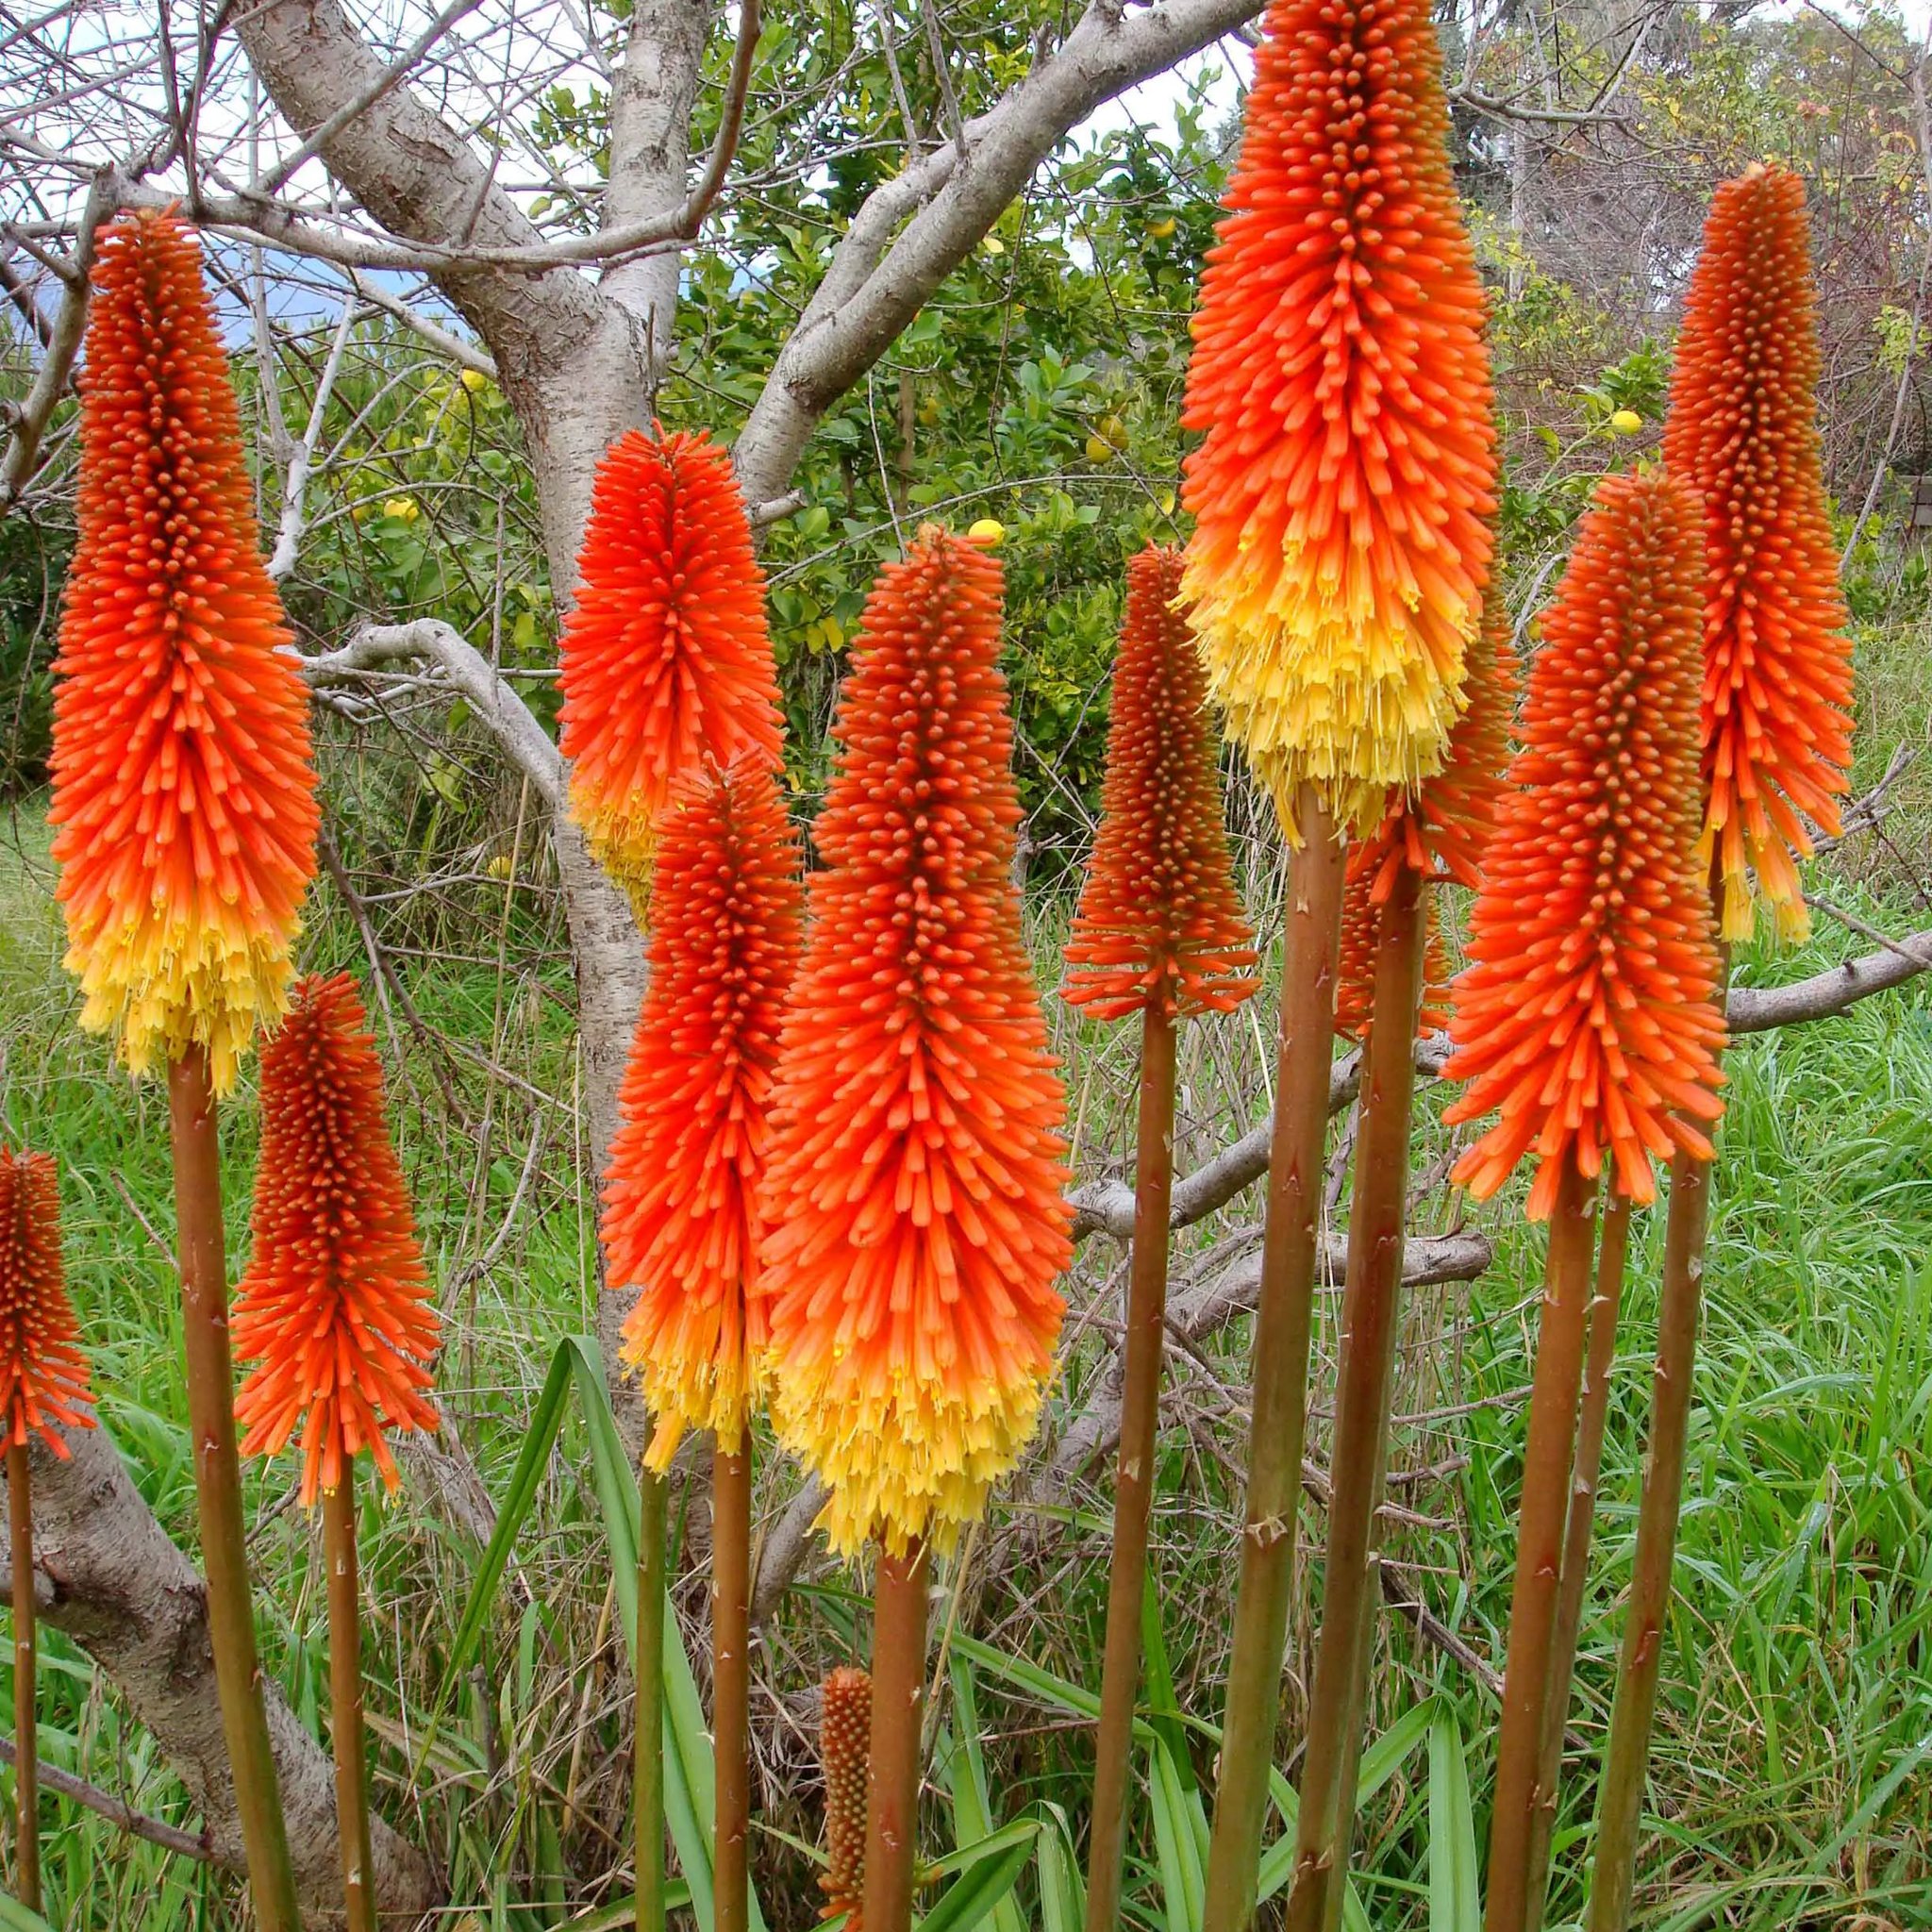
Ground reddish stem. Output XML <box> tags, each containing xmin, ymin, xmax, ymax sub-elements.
<box><xmin>862</xmin><ymin>1542</ymin><xmax>930</xmax><ymax>1932</ymax></box>
<box><xmin>9</xmin><ymin>1442</ymin><xmax>37</xmax><ymax>1915</ymax></box>
<box><xmin>714</xmin><ymin>1441</ymin><xmax>753</xmax><ymax>1932</ymax></box>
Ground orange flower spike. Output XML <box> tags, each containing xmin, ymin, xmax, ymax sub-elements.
<box><xmin>233</xmin><ymin>974</ymin><xmax>440</xmax><ymax>1506</ymax></box>
<box><xmin>1333</xmin><ymin>870</ymin><xmax>1448</xmax><ymax>1041</ymax></box>
<box><xmin>603</xmin><ymin>753</ymin><xmax>803</xmax><ymax>1470</ymax></box>
<box><xmin>818</xmin><ymin>1666</ymin><xmax>872</xmax><ymax>1927</ymax></box>
<box><xmin>1180</xmin><ymin>0</ymin><xmax>1497</xmax><ymax>833</ymax></box>
<box><xmin>1443</xmin><ymin>472</ymin><xmax>1726</xmax><ymax>1219</ymax></box>
<box><xmin>1663</xmin><ymin>163</ymin><xmax>1852</xmax><ymax>943</ymax></box>
<box><xmin>48</xmin><ymin>212</ymin><xmax>318</xmax><ymax>1093</ymax></box>
<box><xmin>557</xmin><ymin>429</ymin><xmax>785</xmax><ymax>915</ymax></box>
<box><xmin>759</xmin><ymin>527</ymin><xmax>1074</xmax><ymax>1559</ymax></box>
<box><xmin>0</xmin><ymin>1151</ymin><xmax>95</xmax><ymax>1457</ymax></box>
<box><xmin>1061</xmin><ymin>547</ymin><xmax>1258</xmax><ymax>1023</ymax></box>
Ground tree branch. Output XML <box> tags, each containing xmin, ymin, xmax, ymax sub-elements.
<box><xmin>733</xmin><ymin>0</ymin><xmax>1267</xmax><ymax>506</ymax></box>
<box><xmin>0</xmin><ymin>1732</ymin><xmax>227</xmax><ymax>1870</ymax></box>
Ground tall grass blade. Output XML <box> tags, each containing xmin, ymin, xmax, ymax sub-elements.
<box><xmin>915</xmin><ymin>1830</ymin><xmax>1037</xmax><ymax>1932</ymax></box>
<box><xmin>943</xmin><ymin>1656</ymin><xmax>1026</xmax><ymax>1932</ymax></box>
<box><xmin>1428</xmin><ymin>1707</ymin><xmax>1480</xmax><ymax>1932</ymax></box>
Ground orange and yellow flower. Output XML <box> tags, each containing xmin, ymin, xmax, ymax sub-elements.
<box><xmin>1335</xmin><ymin>584</ymin><xmax>1516</xmax><ymax>1036</ymax></box>
<box><xmin>818</xmin><ymin>1666</ymin><xmax>871</xmax><ymax>1927</ymax></box>
<box><xmin>1443</xmin><ymin>472</ymin><xmax>1725</xmax><ymax>1217</ymax></box>
<box><xmin>1180</xmin><ymin>0</ymin><xmax>1496</xmax><ymax>834</ymax></box>
<box><xmin>1061</xmin><ymin>547</ymin><xmax>1257</xmax><ymax>1022</ymax></box>
<box><xmin>233</xmin><ymin>974</ymin><xmax>440</xmax><ymax>1505</ymax></box>
<box><xmin>48</xmin><ymin>211</ymin><xmax>318</xmax><ymax>1092</ymax></box>
<box><xmin>0</xmin><ymin>1150</ymin><xmax>94</xmax><ymax>1457</ymax></box>
<box><xmin>602</xmin><ymin>753</ymin><xmax>802</xmax><ymax>1469</ymax></box>
<box><xmin>557</xmin><ymin>429</ymin><xmax>784</xmax><ymax>915</ymax></box>
<box><xmin>759</xmin><ymin>529</ymin><xmax>1073</xmax><ymax>1558</ymax></box>
<box><xmin>1663</xmin><ymin>163</ymin><xmax>1852</xmax><ymax>943</ymax></box>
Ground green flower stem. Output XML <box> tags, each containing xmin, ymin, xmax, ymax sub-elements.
<box><xmin>1483</xmin><ymin>1158</ymin><xmax>1603</xmax><ymax>1932</ymax></box>
<box><xmin>1084</xmin><ymin>1001</ymin><xmax>1180</xmax><ymax>1932</ymax></box>
<box><xmin>1278</xmin><ymin>858</ymin><xmax>1429</xmax><ymax>1932</ymax></box>
<box><xmin>323</xmin><ymin>1464</ymin><xmax>375</xmax><ymax>1932</ymax></box>
<box><xmin>1585</xmin><ymin>1147</ymin><xmax>1712</xmax><ymax>1932</ymax></box>
<box><xmin>635</xmin><ymin>1464</ymin><xmax>668</xmax><ymax>1932</ymax></box>
<box><xmin>1200</xmin><ymin>791</ymin><xmax>1348</xmax><ymax>1932</ymax></box>
<box><xmin>713</xmin><ymin>1442</ymin><xmax>753</xmax><ymax>1932</ymax></box>
<box><xmin>1524</xmin><ymin>1190</ymin><xmax>1633</xmax><ymax>1932</ymax></box>
<box><xmin>9</xmin><ymin>1441</ymin><xmax>38</xmax><ymax>1916</ymax></box>
<box><xmin>167</xmin><ymin>1047</ymin><xmax>301</xmax><ymax>1932</ymax></box>
<box><xmin>863</xmin><ymin>1541</ymin><xmax>931</xmax><ymax>1932</ymax></box>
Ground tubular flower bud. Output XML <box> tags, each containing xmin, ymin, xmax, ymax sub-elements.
<box><xmin>1061</xmin><ymin>547</ymin><xmax>1258</xmax><ymax>1022</ymax></box>
<box><xmin>1663</xmin><ymin>163</ymin><xmax>1853</xmax><ymax>943</ymax></box>
<box><xmin>602</xmin><ymin>753</ymin><xmax>803</xmax><ymax>1470</ymax></box>
<box><xmin>1443</xmin><ymin>472</ymin><xmax>1726</xmax><ymax>1218</ymax></box>
<box><xmin>48</xmin><ymin>211</ymin><xmax>318</xmax><ymax>1092</ymax></box>
<box><xmin>818</xmin><ymin>1666</ymin><xmax>871</xmax><ymax>1927</ymax></box>
<box><xmin>557</xmin><ymin>428</ymin><xmax>785</xmax><ymax>915</ymax></box>
<box><xmin>0</xmin><ymin>1151</ymin><xmax>95</xmax><ymax>1457</ymax></box>
<box><xmin>233</xmin><ymin>974</ymin><xmax>440</xmax><ymax>1505</ymax></box>
<box><xmin>1334</xmin><ymin>874</ymin><xmax>1449</xmax><ymax>1041</ymax></box>
<box><xmin>1180</xmin><ymin>0</ymin><xmax>1496</xmax><ymax>836</ymax></box>
<box><xmin>759</xmin><ymin>529</ymin><xmax>1073</xmax><ymax>1559</ymax></box>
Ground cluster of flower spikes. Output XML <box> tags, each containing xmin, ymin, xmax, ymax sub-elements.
<box><xmin>602</xmin><ymin>752</ymin><xmax>803</xmax><ymax>1470</ymax></box>
<box><xmin>1662</xmin><ymin>162</ymin><xmax>1852</xmax><ymax>944</ymax></box>
<box><xmin>1334</xmin><ymin>581</ymin><xmax>1518</xmax><ymax>1040</ymax></box>
<box><xmin>1179</xmin><ymin>0</ymin><xmax>1496</xmax><ymax>838</ymax></box>
<box><xmin>818</xmin><ymin>1666</ymin><xmax>871</xmax><ymax>1928</ymax></box>
<box><xmin>1443</xmin><ymin>471</ymin><xmax>1726</xmax><ymax>1218</ymax></box>
<box><xmin>48</xmin><ymin>211</ymin><xmax>318</xmax><ymax>1093</ymax></box>
<box><xmin>557</xmin><ymin>429</ymin><xmax>785</xmax><ymax>917</ymax></box>
<box><xmin>759</xmin><ymin>527</ymin><xmax>1074</xmax><ymax>1559</ymax></box>
<box><xmin>233</xmin><ymin>974</ymin><xmax>441</xmax><ymax>1505</ymax></box>
<box><xmin>0</xmin><ymin>1150</ymin><xmax>94</xmax><ymax>1457</ymax></box>
<box><xmin>1061</xmin><ymin>546</ymin><xmax>1258</xmax><ymax>1023</ymax></box>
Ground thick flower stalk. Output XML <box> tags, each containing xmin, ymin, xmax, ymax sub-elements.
<box><xmin>1180</xmin><ymin>0</ymin><xmax>1496</xmax><ymax>834</ymax></box>
<box><xmin>1336</xmin><ymin>879</ymin><xmax>1447</xmax><ymax>1038</ymax></box>
<box><xmin>0</xmin><ymin>1147</ymin><xmax>94</xmax><ymax>1918</ymax></box>
<box><xmin>760</xmin><ymin>528</ymin><xmax>1073</xmax><ymax>1560</ymax></box>
<box><xmin>604</xmin><ymin>755</ymin><xmax>803</xmax><ymax>1467</ymax></box>
<box><xmin>48</xmin><ymin>211</ymin><xmax>319</xmax><ymax>1094</ymax></box>
<box><xmin>233</xmin><ymin>973</ymin><xmax>441</xmax><ymax>1505</ymax></box>
<box><xmin>1444</xmin><ymin>472</ymin><xmax>1726</xmax><ymax>1220</ymax></box>
<box><xmin>819</xmin><ymin>1667</ymin><xmax>871</xmax><ymax>1927</ymax></box>
<box><xmin>0</xmin><ymin>1150</ymin><xmax>94</xmax><ymax>1457</ymax></box>
<box><xmin>557</xmin><ymin>429</ymin><xmax>785</xmax><ymax>914</ymax></box>
<box><xmin>1061</xmin><ymin>545</ymin><xmax>1257</xmax><ymax>1022</ymax></box>
<box><xmin>1060</xmin><ymin>546</ymin><xmax>1257</xmax><ymax>1929</ymax></box>
<box><xmin>1663</xmin><ymin>163</ymin><xmax>1851</xmax><ymax>943</ymax></box>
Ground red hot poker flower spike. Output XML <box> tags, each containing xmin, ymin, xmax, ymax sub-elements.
<box><xmin>819</xmin><ymin>1666</ymin><xmax>871</xmax><ymax>1928</ymax></box>
<box><xmin>233</xmin><ymin>974</ymin><xmax>440</xmax><ymax>1505</ymax></box>
<box><xmin>1180</xmin><ymin>0</ymin><xmax>1497</xmax><ymax>833</ymax></box>
<box><xmin>49</xmin><ymin>211</ymin><xmax>318</xmax><ymax>1093</ymax></box>
<box><xmin>1663</xmin><ymin>163</ymin><xmax>1853</xmax><ymax>944</ymax></box>
<box><xmin>1061</xmin><ymin>547</ymin><xmax>1258</xmax><ymax>1023</ymax></box>
<box><xmin>0</xmin><ymin>1151</ymin><xmax>95</xmax><ymax>1457</ymax></box>
<box><xmin>759</xmin><ymin>527</ymin><xmax>1074</xmax><ymax>1559</ymax></box>
<box><xmin>1443</xmin><ymin>472</ymin><xmax>1725</xmax><ymax>1218</ymax></box>
<box><xmin>602</xmin><ymin>753</ymin><xmax>803</xmax><ymax>1469</ymax></box>
<box><xmin>557</xmin><ymin>429</ymin><xmax>785</xmax><ymax>916</ymax></box>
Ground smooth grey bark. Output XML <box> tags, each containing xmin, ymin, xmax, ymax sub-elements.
<box><xmin>0</xmin><ymin>1427</ymin><xmax>440</xmax><ymax>1920</ymax></box>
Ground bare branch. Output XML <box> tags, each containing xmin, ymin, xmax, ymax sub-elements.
<box><xmin>1726</xmin><ymin>930</ymin><xmax>1932</xmax><ymax>1034</ymax></box>
<box><xmin>733</xmin><ymin>0</ymin><xmax>1267</xmax><ymax>506</ymax></box>
<box><xmin>347</xmin><ymin>267</ymin><xmax>498</xmax><ymax>379</ymax></box>
<box><xmin>266</xmin><ymin>292</ymin><xmax>357</xmax><ymax>579</ymax></box>
<box><xmin>0</xmin><ymin>1732</ymin><xmax>227</xmax><ymax>1870</ymax></box>
<box><xmin>301</xmin><ymin>621</ymin><xmax>563</xmax><ymax>809</ymax></box>
<box><xmin>0</xmin><ymin>168</ymin><xmax>110</xmax><ymax>515</ymax></box>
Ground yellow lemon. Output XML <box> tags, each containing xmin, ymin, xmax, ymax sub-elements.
<box><xmin>1147</xmin><ymin>217</ymin><xmax>1177</xmax><ymax>240</ymax></box>
<box><xmin>965</xmin><ymin>518</ymin><xmax>1005</xmax><ymax>548</ymax></box>
<box><xmin>460</xmin><ymin>368</ymin><xmax>491</xmax><ymax>393</ymax></box>
<box><xmin>980</xmin><ymin>233</ymin><xmax>1006</xmax><ymax>257</ymax></box>
<box><xmin>383</xmin><ymin>497</ymin><xmax>420</xmax><ymax>523</ymax></box>
<box><xmin>1085</xmin><ymin>435</ymin><xmax>1114</xmax><ymax>463</ymax></box>
<box><xmin>1610</xmin><ymin>408</ymin><xmax>1643</xmax><ymax>435</ymax></box>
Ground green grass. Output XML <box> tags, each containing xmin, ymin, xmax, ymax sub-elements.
<box><xmin>1</xmin><ymin>675</ymin><xmax>1929</xmax><ymax>1928</ymax></box>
